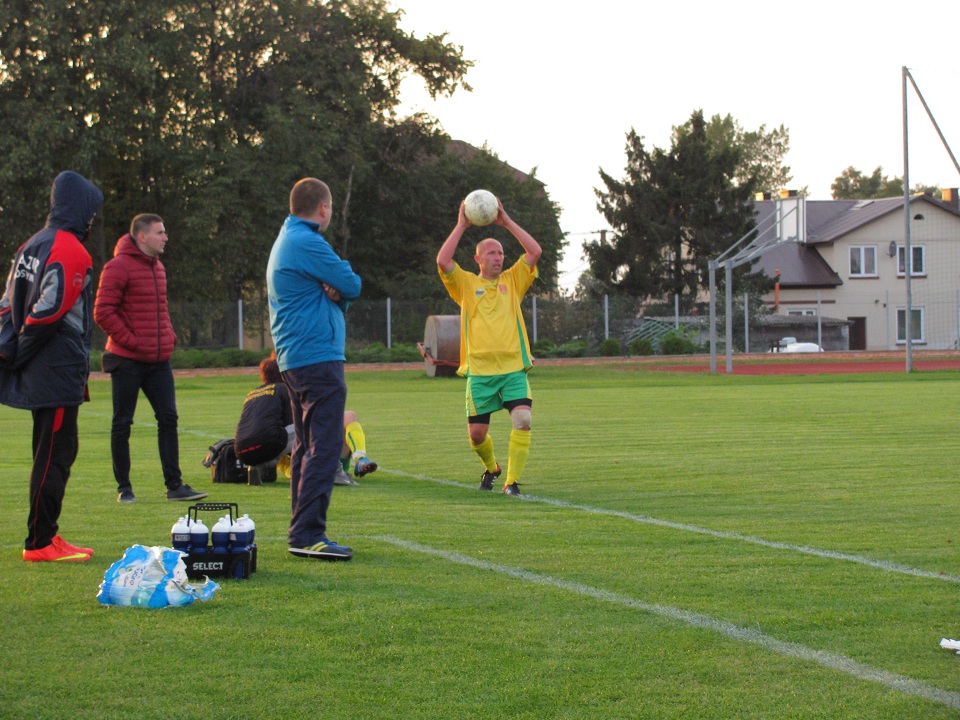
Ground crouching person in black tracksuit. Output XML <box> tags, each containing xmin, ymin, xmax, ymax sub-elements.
<box><xmin>234</xmin><ymin>356</ymin><xmax>294</xmax><ymax>484</ymax></box>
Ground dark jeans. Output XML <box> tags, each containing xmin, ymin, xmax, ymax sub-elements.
<box><xmin>282</xmin><ymin>361</ymin><xmax>346</xmax><ymax>548</ymax></box>
<box><xmin>26</xmin><ymin>406</ymin><xmax>79</xmax><ymax>550</ymax></box>
<box><xmin>108</xmin><ymin>358</ymin><xmax>182</xmax><ymax>490</ymax></box>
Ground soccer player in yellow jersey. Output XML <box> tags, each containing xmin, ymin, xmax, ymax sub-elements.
<box><xmin>437</xmin><ymin>197</ymin><xmax>542</xmax><ymax>495</ymax></box>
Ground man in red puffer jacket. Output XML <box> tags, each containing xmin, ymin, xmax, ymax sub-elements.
<box><xmin>94</xmin><ymin>214</ymin><xmax>207</xmax><ymax>503</ymax></box>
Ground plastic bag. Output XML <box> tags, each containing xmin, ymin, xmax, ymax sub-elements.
<box><xmin>97</xmin><ymin>544</ymin><xmax>220</xmax><ymax>608</ymax></box>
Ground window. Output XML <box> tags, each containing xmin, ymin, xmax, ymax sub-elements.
<box><xmin>787</xmin><ymin>309</ymin><xmax>816</xmax><ymax>316</ymax></box>
<box><xmin>849</xmin><ymin>245</ymin><xmax>877</xmax><ymax>277</ymax></box>
<box><xmin>896</xmin><ymin>307</ymin><xmax>925</xmax><ymax>344</ymax></box>
<box><xmin>897</xmin><ymin>245</ymin><xmax>926</xmax><ymax>276</ymax></box>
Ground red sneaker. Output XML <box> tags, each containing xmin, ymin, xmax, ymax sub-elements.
<box><xmin>23</xmin><ymin>542</ymin><xmax>91</xmax><ymax>562</ymax></box>
<box><xmin>52</xmin><ymin>535</ymin><xmax>94</xmax><ymax>557</ymax></box>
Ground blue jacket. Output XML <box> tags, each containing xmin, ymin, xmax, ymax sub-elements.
<box><xmin>266</xmin><ymin>215</ymin><xmax>361</xmax><ymax>372</ymax></box>
<box><xmin>0</xmin><ymin>171</ymin><xmax>104</xmax><ymax>409</ymax></box>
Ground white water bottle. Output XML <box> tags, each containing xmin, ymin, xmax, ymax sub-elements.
<box><xmin>212</xmin><ymin>515</ymin><xmax>231</xmax><ymax>554</ymax></box>
<box><xmin>190</xmin><ymin>517</ymin><xmax>209</xmax><ymax>554</ymax></box>
<box><xmin>242</xmin><ymin>514</ymin><xmax>256</xmax><ymax>545</ymax></box>
<box><xmin>229</xmin><ymin>516</ymin><xmax>248</xmax><ymax>552</ymax></box>
<box><xmin>171</xmin><ymin>516</ymin><xmax>191</xmax><ymax>553</ymax></box>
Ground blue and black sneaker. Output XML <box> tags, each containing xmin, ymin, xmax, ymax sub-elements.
<box><xmin>289</xmin><ymin>537</ymin><xmax>353</xmax><ymax>561</ymax></box>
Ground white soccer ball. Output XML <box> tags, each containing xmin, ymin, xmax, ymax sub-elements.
<box><xmin>464</xmin><ymin>189</ymin><xmax>499</xmax><ymax>226</ymax></box>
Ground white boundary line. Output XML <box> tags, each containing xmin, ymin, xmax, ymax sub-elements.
<box><xmin>383</xmin><ymin>469</ymin><xmax>960</xmax><ymax>584</ymax></box>
<box><xmin>372</xmin><ymin>534</ymin><xmax>960</xmax><ymax>710</ymax></box>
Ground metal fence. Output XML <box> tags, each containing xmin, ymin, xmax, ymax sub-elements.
<box><xmin>116</xmin><ymin>294</ymin><xmax>721</xmax><ymax>355</ymax></box>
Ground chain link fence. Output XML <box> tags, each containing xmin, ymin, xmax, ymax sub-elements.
<box><xmin>106</xmin><ymin>294</ymin><xmax>724</xmax><ymax>356</ymax></box>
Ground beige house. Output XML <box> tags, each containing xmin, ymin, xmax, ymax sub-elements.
<box><xmin>753</xmin><ymin>191</ymin><xmax>960</xmax><ymax>350</ymax></box>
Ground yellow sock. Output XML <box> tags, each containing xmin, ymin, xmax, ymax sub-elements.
<box><xmin>506</xmin><ymin>429</ymin><xmax>531</xmax><ymax>484</ymax></box>
<box><xmin>470</xmin><ymin>435</ymin><xmax>498</xmax><ymax>473</ymax></box>
<box><xmin>345</xmin><ymin>421</ymin><xmax>366</xmax><ymax>456</ymax></box>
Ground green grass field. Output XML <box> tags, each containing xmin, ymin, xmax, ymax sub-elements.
<box><xmin>3</xmin><ymin>365</ymin><xmax>960</xmax><ymax>719</ymax></box>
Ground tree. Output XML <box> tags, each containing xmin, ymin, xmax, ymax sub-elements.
<box><xmin>831</xmin><ymin>166</ymin><xmax>903</xmax><ymax>199</ymax></box>
<box><xmin>831</xmin><ymin>166</ymin><xmax>941</xmax><ymax>199</ymax></box>
<box><xmin>0</xmin><ymin>0</ymin><xmax>473</xmax><ymax>306</ymax></box>
<box><xmin>692</xmin><ymin>114</ymin><xmax>791</xmax><ymax>195</ymax></box>
<box><xmin>345</xmin><ymin>133</ymin><xmax>564</xmax><ymax>299</ymax></box>
<box><xmin>587</xmin><ymin>110</ymin><xmax>758</xmax><ymax>309</ymax></box>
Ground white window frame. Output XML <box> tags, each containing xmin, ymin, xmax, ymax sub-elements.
<box><xmin>896</xmin><ymin>306</ymin><xmax>925</xmax><ymax>344</ymax></box>
<box><xmin>786</xmin><ymin>309</ymin><xmax>817</xmax><ymax>316</ymax></box>
<box><xmin>849</xmin><ymin>245</ymin><xmax>878</xmax><ymax>278</ymax></box>
<box><xmin>897</xmin><ymin>244</ymin><xmax>926</xmax><ymax>277</ymax></box>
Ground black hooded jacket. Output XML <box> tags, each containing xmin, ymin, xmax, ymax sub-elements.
<box><xmin>0</xmin><ymin>171</ymin><xmax>104</xmax><ymax>409</ymax></box>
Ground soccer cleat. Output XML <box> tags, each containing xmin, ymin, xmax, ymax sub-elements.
<box><xmin>502</xmin><ymin>482</ymin><xmax>521</xmax><ymax>496</ymax></box>
<box><xmin>52</xmin><ymin>535</ymin><xmax>94</xmax><ymax>557</ymax></box>
<box><xmin>288</xmin><ymin>538</ymin><xmax>353</xmax><ymax>561</ymax></box>
<box><xmin>166</xmin><ymin>483</ymin><xmax>208</xmax><ymax>501</ymax></box>
<box><xmin>334</xmin><ymin>466</ymin><xmax>359</xmax><ymax>486</ymax></box>
<box><xmin>353</xmin><ymin>455</ymin><xmax>378</xmax><ymax>478</ymax></box>
<box><xmin>478</xmin><ymin>464</ymin><xmax>501</xmax><ymax>491</ymax></box>
<box><xmin>117</xmin><ymin>487</ymin><xmax>136</xmax><ymax>503</ymax></box>
<box><xmin>23</xmin><ymin>543</ymin><xmax>91</xmax><ymax>562</ymax></box>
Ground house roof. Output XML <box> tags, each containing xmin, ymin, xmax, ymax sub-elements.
<box><xmin>753</xmin><ymin>241</ymin><xmax>843</xmax><ymax>288</ymax></box>
<box><xmin>753</xmin><ymin>193</ymin><xmax>960</xmax><ymax>246</ymax></box>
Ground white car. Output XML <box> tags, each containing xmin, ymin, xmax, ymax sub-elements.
<box><xmin>780</xmin><ymin>341</ymin><xmax>823</xmax><ymax>353</ymax></box>
<box><xmin>771</xmin><ymin>337</ymin><xmax>823</xmax><ymax>353</ymax></box>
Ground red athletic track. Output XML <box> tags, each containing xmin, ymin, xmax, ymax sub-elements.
<box><xmin>114</xmin><ymin>351</ymin><xmax>960</xmax><ymax>378</ymax></box>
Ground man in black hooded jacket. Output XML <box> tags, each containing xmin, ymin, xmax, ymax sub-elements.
<box><xmin>0</xmin><ymin>171</ymin><xmax>104</xmax><ymax>562</ymax></box>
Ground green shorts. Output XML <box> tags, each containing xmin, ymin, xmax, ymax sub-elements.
<box><xmin>465</xmin><ymin>370</ymin><xmax>532</xmax><ymax>418</ymax></box>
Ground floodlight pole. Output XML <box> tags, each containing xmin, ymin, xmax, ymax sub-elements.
<box><xmin>902</xmin><ymin>66</ymin><xmax>913</xmax><ymax>373</ymax></box>
<box><xmin>725</xmin><ymin>263</ymin><xmax>734</xmax><ymax>373</ymax></box>
<box><xmin>708</xmin><ymin>260</ymin><xmax>717</xmax><ymax>372</ymax></box>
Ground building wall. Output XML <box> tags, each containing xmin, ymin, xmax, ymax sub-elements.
<box><xmin>769</xmin><ymin>202</ymin><xmax>960</xmax><ymax>350</ymax></box>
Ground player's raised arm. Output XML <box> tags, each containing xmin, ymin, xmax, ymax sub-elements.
<box><xmin>495</xmin><ymin>201</ymin><xmax>541</xmax><ymax>267</ymax></box>
<box><xmin>437</xmin><ymin>201</ymin><xmax>472</xmax><ymax>273</ymax></box>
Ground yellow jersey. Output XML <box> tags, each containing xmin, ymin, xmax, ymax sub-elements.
<box><xmin>439</xmin><ymin>257</ymin><xmax>538</xmax><ymax>377</ymax></box>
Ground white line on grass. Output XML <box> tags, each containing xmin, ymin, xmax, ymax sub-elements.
<box><xmin>372</xmin><ymin>534</ymin><xmax>960</xmax><ymax>710</ymax></box>
<box><xmin>384</xmin><ymin>469</ymin><xmax>960</xmax><ymax>585</ymax></box>
<box><xmin>81</xmin><ymin>409</ymin><xmax>225</xmax><ymax>439</ymax></box>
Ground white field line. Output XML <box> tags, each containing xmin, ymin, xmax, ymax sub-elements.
<box><xmin>383</xmin><ymin>469</ymin><xmax>960</xmax><ymax>584</ymax></box>
<box><xmin>373</xmin><ymin>534</ymin><xmax>960</xmax><ymax>710</ymax></box>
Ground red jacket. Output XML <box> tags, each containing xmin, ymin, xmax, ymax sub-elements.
<box><xmin>94</xmin><ymin>234</ymin><xmax>176</xmax><ymax>363</ymax></box>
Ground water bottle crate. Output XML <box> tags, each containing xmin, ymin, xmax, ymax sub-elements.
<box><xmin>183</xmin><ymin>545</ymin><xmax>257</xmax><ymax>580</ymax></box>
<box><xmin>175</xmin><ymin>502</ymin><xmax>258</xmax><ymax>580</ymax></box>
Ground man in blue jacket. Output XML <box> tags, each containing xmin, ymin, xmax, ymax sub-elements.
<box><xmin>267</xmin><ymin>178</ymin><xmax>361</xmax><ymax>561</ymax></box>
<box><xmin>0</xmin><ymin>171</ymin><xmax>103</xmax><ymax>562</ymax></box>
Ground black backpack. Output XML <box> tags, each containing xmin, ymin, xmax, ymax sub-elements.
<box><xmin>202</xmin><ymin>438</ymin><xmax>248</xmax><ymax>484</ymax></box>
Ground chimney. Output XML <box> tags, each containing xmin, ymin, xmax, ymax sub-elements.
<box><xmin>942</xmin><ymin>188</ymin><xmax>959</xmax><ymax>210</ymax></box>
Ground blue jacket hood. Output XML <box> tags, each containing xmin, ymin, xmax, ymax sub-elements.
<box><xmin>47</xmin><ymin>171</ymin><xmax>104</xmax><ymax>240</ymax></box>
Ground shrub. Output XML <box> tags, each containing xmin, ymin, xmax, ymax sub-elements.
<box><xmin>597</xmin><ymin>338</ymin><xmax>622</xmax><ymax>357</ymax></box>
<box><xmin>532</xmin><ymin>338</ymin><xmax>556</xmax><ymax>357</ymax></box>
<box><xmin>552</xmin><ymin>339</ymin><xmax>587</xmax><ymax>358</ymax></box>
<box><xmin>659</xmin><ymin>330</ymin><xmax>700</xmax><ymax>356</ymax></box>
<box><xmin>628</xmin><ymin>337</ymin><xmax>654</xmax><ymax>356</ymax></box>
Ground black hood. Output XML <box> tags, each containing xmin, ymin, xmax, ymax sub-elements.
<box><xmin>46</xmin><ymin>170</ymin><xmax>104</xmax><ymax>240</ymax></box>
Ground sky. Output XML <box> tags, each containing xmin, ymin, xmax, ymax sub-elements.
<box><xmin>392</xmin><ymin>0</ymin><xmax>960</xmax><ymax>292</ymax></box>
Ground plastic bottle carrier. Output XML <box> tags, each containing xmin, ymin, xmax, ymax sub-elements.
<box><xmin>181</xmin><ymin>502</ymin><xmax>258</xmax><ymax>580</ymax></box>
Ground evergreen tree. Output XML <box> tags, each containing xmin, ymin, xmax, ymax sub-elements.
<box><xmin>588</xmin><ymin>110</ymin><xmax>757</xmax><ymax>309</ymax></box>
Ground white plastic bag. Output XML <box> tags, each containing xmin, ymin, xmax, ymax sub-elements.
<box><xmin>97</xmin><ymin>544</ymin><xmax>220</xmax><ymax>608</ymax></box>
